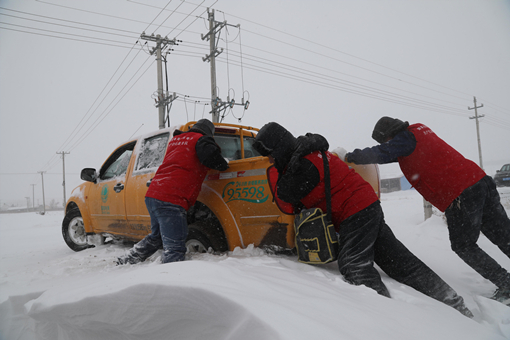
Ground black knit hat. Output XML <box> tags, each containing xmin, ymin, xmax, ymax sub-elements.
<box><xmin>190</xmin><ymin>119</ymin><xmax>215</xmax><ymax>137</ymax></box>
<box><xmin>254</xmin><ymin>122</ymin><xmax>297</xmax><ymax>171</ymax></box>
<box><xmin>372</xmin><ymin>117</ymin><xmax>409</xmax><ymax>143</ymax></box>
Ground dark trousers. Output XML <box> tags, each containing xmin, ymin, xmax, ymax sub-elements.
<box><xmin>338</xmin><ymin>201</ymin><xmax>465</xmax><ymax>310</ymax></box>
<box><xmin>445</xmin><ymin>175</ymin><xmax>510</xmax><ymax>289</ymax></box>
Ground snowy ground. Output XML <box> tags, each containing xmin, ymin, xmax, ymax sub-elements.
<box><xmin>1</xmin><ymin>188</ymin><xmax>510</xmax><ymax>340</ymax></box>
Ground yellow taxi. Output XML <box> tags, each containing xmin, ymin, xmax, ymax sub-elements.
<box><xmin>63</xmin><ymin>121</ymin><xmax>380</xmax><ymax>253</ymax></box>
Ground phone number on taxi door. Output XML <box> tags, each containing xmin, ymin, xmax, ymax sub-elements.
<box><xmin>222</xmin><ymin>180</ymin><xmax>269</xmax><ymax>203</ymax></box>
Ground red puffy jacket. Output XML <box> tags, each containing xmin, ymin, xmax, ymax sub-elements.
<box><xmin>399</xmin><ymin>124</ymin><xmax>485</xmax><ymax>211</ymax></box>
<box><xmin>268</xmin><ymin>151</ymin><xmax>379</xmax><ymax>230</ymax></box>
<box><xmin>146</xmin><ymin>132</ymin><xmax>209</xmax><ymax>210</ymax></box>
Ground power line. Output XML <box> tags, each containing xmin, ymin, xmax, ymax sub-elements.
<box><xmin>66</xmin><ymin>58</ymin><xmax>155</xmax><ymax>153</ymax></box>
<box><xmin>3</xmin><ymin>0</ymin><xmax>508</xmax><ymax>179</ymax></box>
<box><xmin>34</xmin><ymin>0</ymin><xmax>203</xmax><ymax>36</ymax></box>
<box><xmin>0</xmin><ymin>13</ymin><xmax>137</xmax><ymax>40</ymax></box>
<box><xmin>0</xmin><ymin>21</ymin><xmax>136</xmax><ymax>45</ymax></box>
<box><xmin>0</xmin><ymin>25</ymin><xmax>139</xmax><ymax>49</ymax></box>
<box><xmin>57</xmin><ymin>45</ymin><xmax>148</xmax><ymax>153</ymax></box>
<box><xmin>217</xmin><ymin>9</ymin><xmax>478</xmax><ymax>100</ymax></box>
<box><xmin>0</xmin><ymin>7</ymin><xmax>140</xmax><ymax>35</ymax></box>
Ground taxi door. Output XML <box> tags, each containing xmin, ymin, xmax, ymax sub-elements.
<box><xmin>88</xmin><ymin>141</ymin><xmax>135</xmax><ymax>234</ymax></box>
<box><xmin>125</xmin><ymin>131</ymin><xmax>171</xmax><ymax>239</ymax></box>
<box><xmin>203</xmin><ymin>132</ymin><xmax>295</xmax><ymax>250</ymax></box>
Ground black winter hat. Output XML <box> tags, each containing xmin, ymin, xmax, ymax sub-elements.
<box><xmin>254</xmin><ymin>122</ymin><xmax>297</xmax><ymax>171</ymax></box>
<box><xmin>372</xmin><ymin>117</ymin><xmax>409</xmax><ymax>143</ymax></box>
<box><xmin>190</xmin><ymin>119</ymin><xmax>215</xmax><ymax>137</ymax></box>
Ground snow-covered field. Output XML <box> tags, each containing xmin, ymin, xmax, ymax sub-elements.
<box><xmin>1</xmin><ymin>188</ymin><xmax>510</xmax><ymax>340</ymax></box>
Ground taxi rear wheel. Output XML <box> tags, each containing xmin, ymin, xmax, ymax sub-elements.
<box><xmin>62</xmin><ymin>208</ymin><xmax>93</xmax><ymax>252</ymax></box>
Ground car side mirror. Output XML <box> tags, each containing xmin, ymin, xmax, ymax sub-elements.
<box><xmin>81</xmin><ymin>168</ymin><xmax>97</xmax><ymax>183</ymax></box>
<box><xmin>497</xmin><ymin>170</ymin><xmax>501</xmax><ymax>173</ymax></box>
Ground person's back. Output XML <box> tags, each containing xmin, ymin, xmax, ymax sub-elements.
<box><xmin>345</xmin><ymin>116</ymin><xmax>510</xmax><ymax>306</ymax></box>
<box><xmin>146</xmin><ymin>131</ymin><xmax>209</xmax><ymax>210</ymax></box>
<box><xmin>300</xmin><ymin>151</ymin><xmax>378</xmax><ymax>225</ymax></box>
<box><xmin>254</xmin><ymin>121</ymin><xmax>473</xmax><ymax>317</ymax></box>
<box><xmin>398</xmin><ymin>123</ymin><xmax>485</xmax><ymax>211</ymax></box>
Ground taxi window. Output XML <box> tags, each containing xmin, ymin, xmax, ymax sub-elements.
<box><xmin>100</xmin><ymin>142</ymin><xmax>136</xmax><ymax>180</ymax></box>
<box><xmin>243</xmin><ymin>136</ymin><xmax>261</xmax><ymax>158</ymax></box>
<box><xmin>215</xmin><ymin>135</ymin><xmax>261</xmax><ymax>160</ymax></box>
<box><xmin>135</xmin><ymin>133</ymin><xmax>170</xmax><ymax>172</ymax></box>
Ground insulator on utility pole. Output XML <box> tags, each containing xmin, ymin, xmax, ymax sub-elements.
<box><xmin>201</xmin><ymin>8</ymin><xmax>243</xmax><ymax>123</ymax></box>
<box><xmin>468</xmin><ymin>96</ymin><xmax>485</xmax><ymax>170</ymax></box>
<box><xmin>140</xmin><ymin>33</ymin><xmax>177</xmax><ymax>129</ymax></box>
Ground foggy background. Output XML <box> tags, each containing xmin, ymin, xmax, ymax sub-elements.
<box><xmin>1</xmin><ymin>0</ymin><xmax>509</xmax><ymax>209</ymax></box>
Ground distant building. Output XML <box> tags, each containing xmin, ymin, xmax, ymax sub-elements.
<box><xmin>380</xmin><ymin>175</ymin><xmax>412</xmax><ymax>193</ymax></box>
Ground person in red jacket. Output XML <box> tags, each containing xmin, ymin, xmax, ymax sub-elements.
<box><xmin>117</xmin><ymin>119</ymin><xmax>228</xmax><ymax>265</ymax></box>
<box><xmin>344</xmin><ymin>117</ymin><xmax>510</xmax><ymax>305</ymax></box>
<box><xmin>253</xmin><ymin>122</ymin><xmax>473</xmax><ymax>317</ymax></box>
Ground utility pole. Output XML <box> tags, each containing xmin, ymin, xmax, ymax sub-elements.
<box><xmin>140</xmin><ymin>33</ymin><xmax>178</xmax><ymax>129</ymax></box>
<box><xmin>423</xmin><ymin>198</ymin><xmax>433</xmax><ymax>220</ymax></box>
<box><xmin>201</xmin><ymin>8</ymin><xmax>245</xmax><ymax>123</ymax></box>
<box><xmin>57</xmin><ymin>151</ymin><xmax>70</xmax><ymax>207</ymax></box>
<box><xmin>468</xmin><ymin>96</ymin><xmax>484</xmax><ymax>170</ymax></box>
<box><xmin>38</xmin><ymin>171</ymin><xmax>46</xmax><ymax>215</ymax></box>
<box><xmin>31</xmin><ymin>184</ymin><xmax>36</xmax><ymax>210</ymax></box>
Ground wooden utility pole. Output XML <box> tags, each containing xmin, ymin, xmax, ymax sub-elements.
<box><xmin>468</xmin><ymin>96</ymin><xmax>484</xmax><ymax>170</ymax></box>
<box><xmin>57</xmin><ymin>151</ymin><xmax>70</xmax><ymax>207</ymax></box>
<box><xmin>38</xmin><ymin>171</ymin><xmax>46</xmax><ymax>214</ymax></box>
<box><xmin>31</xmin><ymin>184</ymin><xmax>36</xmax><ymax>210</ymax></box>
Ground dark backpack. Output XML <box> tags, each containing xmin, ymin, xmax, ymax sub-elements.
<box><xmin>294</xmin><ymin>151</ymin><xmax>339</xmax><ymax>264</ymax></box>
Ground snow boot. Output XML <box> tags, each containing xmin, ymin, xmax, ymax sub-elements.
<box><xmin>455</xmin><ymin>304</ymin><xmax>474</xmax><ymax>318</ymax></box>
<box><xmin>116</xmin><ymin>237</ymin><xmax>161</xmax><ymax>265</ymax></box>
<box><xmin>491</xmin><ymin>288</ymin><xmax>510</xmax><ymax>306</ymax></box>
<box><xmin>116</xmin><ymin>250</ymin><xmax>145</xmax><ymax>265</ymax></box>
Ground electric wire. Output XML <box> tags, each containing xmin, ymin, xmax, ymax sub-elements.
<box><xmin>0</xmin><ymin>7</ymin><xmax>140</xmax><ymax>35</ymax></box>
<box><xmin>66</xmin><ymin>58</ymin><xmax>156</xmax><ymax>153</ymax></box>
<box><xmin>0</xmin><ymin>25</ymin><xmax>139</xmax><ymax>49</ymax></box>
<box><xmin>142</xmin><ymin>0</ymin><xmax>174</xmax><ymax>32</ymax></box>
<box><xmin>35</xmin><ymin>0</ymin><xmax>203</xmax><ymax>37</ymax></box>
<box><xmin>3</xmin><ymin>1</ymin><xmax>509</xmax><ymax>178</ymax></box>
<box><xmin>216</xmin><ymin>9</ymin><xmax>478</xmax><ymax>100</ymax></box>
<box><xmin>0</xmin><ymin>21</ymin><xmax>136</xmax><ymax>45</ymax></box>
<box><xmin>57</xmin><ymin>43</ymin><xmax>148</xmax><ymax>154</ymax></box>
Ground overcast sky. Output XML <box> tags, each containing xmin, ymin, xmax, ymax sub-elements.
<box><xmin>1</xmin><ymin>0</ymin><xmax>509</xmax><ymax>207</ymax></box>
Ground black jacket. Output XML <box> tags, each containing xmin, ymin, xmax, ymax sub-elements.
<box><xmin>276</xmin><ymin>133</ymin><xmax>329</xmax><ymax>205</ymax></box>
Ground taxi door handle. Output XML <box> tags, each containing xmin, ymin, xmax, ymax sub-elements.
<box><xmin>114</xmin><ymin>183</ymin><xmax>124</xmax><ymax>193</ymax></box>
<box><xmin>146</xmin><ymin>178</ymin><xmax>153</xmax><ymax>187</ymax></box>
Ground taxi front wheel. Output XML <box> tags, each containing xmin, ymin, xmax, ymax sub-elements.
<box><xmin>62</xmin><ymin>208</ymin><xmax>94</xmax><ymax>252</ymax></box>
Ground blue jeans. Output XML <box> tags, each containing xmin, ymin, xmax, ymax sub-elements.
<box><xmin>133</xmin><ymin>197</ymin><xmax>188</xmax><ymax>263</ymax></box>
